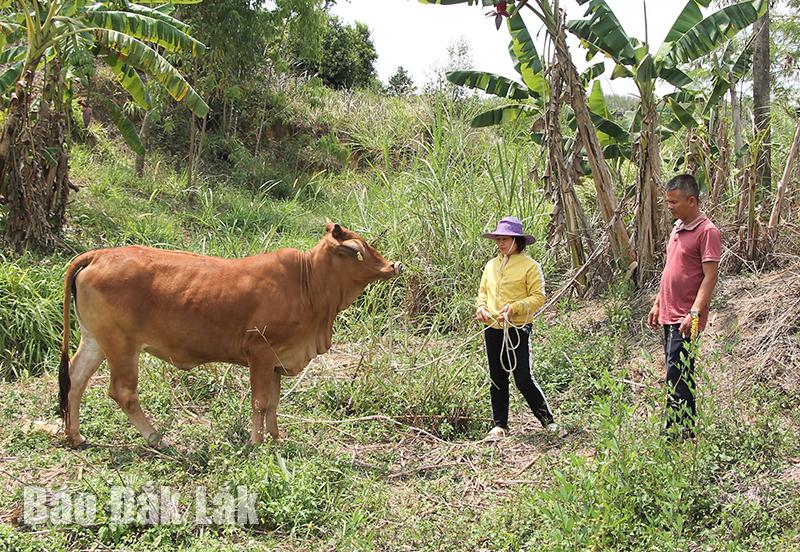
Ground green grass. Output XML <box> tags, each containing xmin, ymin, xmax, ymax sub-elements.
<box><xmin>1</xmin><ymin>88</ymin><xmax>799</xmax><ymax>550</ymax></box>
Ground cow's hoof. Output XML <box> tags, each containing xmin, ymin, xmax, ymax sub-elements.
<box><xmin>68</xmin><ymin>435</ymin><xmax>88</xmax><ymax>450</ymax></box>
<box><xmin>146</xmin><ymin>432</ymin><xmax>170</xmax><ymax>450</ymax></box>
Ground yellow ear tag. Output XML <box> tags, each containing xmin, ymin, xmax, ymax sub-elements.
<box><xmin>356</xmin><ymin>252</ymin><xmax>363</xmax><ymax>261</ymax></box>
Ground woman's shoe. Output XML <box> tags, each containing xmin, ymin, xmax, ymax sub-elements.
<box><xmin>546</xmin><ymin>422</ymin><xmax>567</xmax><ymax>437</ymax></box>
<box><xmin>485</xmin><ymin>426</ymin><xmax>508</xmax><ymax>441</ymax></box>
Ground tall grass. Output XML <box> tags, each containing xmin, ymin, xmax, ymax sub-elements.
<box><xmin>0</xmin><ymin>254</ymin><xmax>66</xmax><ymax>379</ymax></box>
<box><xmin>330</xmin><ymin>94</ymin><xmax>553</xmax><ymax>341</ymax></box>
<box><xmin>2</xmin><ymin>90</ymin><xmax>554</xmax><ymax>379</ymax></box>
<box><xmin>476</xmin><ymin>370</ymin><xmax>800</xmax><ymax>550</ymax></box>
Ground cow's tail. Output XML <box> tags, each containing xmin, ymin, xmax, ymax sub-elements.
<box><xmin>59</xmin><ymin>253</ymin><xmax>92</xmax><ymax>422</ymax></box>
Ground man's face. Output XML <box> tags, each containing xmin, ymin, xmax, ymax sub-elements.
<box><xmin>665</xmin><ymin>189</ymin><xmax>696</xmax><ymax>221</ymax></box>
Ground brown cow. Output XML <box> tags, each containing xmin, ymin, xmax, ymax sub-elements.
<box><xmin>58</xmin><ymin>222</ymin><xmax>402</xmax><ymax>448</ymax></box>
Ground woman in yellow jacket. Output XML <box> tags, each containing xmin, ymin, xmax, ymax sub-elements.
<box><xmin>475</xmin><ymin>217</ymin><xmax>558</xmax><ymax>440</ymax></box>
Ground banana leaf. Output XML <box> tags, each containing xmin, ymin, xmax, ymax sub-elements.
<box><xmin>446</xmin><ymin>70</ymin><xmax>529</xmax><ymax>100</ymax></box>
<box><xmin>98</xmin><ymin>96</ymin><xmax>145</xmax><ymax>156</ymax></box>
<box><xmin>667</xmin><ymin>0</ymin><xmax>711</xmax><ymax>41</ymax></box>
<box><xmin>567</xmin><ymin>0</ymin><xmax>636</xmax><ymax>66</ymax></box>
<box><xmin>665</xmin><ymin>97</ymin><xmax>698</xmax><ymax>130</ymax></box>
<box><xmin>506</xmin><ymin>12</ymin><xmax>547</xmax><ymax>98</ymax></box>
<box><xmin>0</xmin><ymin>60</ymin><xmax>22</xmax><ymax>96</ymax></box>
<box><xmin>0</xmin><ymin>45</ymin><xmax>25</xmax><ymax>65</ymax></box>
<box><xmin>118</xmin><ymin>3</ymin><xmax>192</xmax><ymax>33</ymax></box>
<box><xmin>579</xmin><ymin>62</ymin><xmax>605</xmax><ymax>86</ymax></box>
<box><xmin>658</xmin><ymin>65</ymin><xmax>693</xmax><ymax>89</ymax></box>
<box><xmin>100</xmin><ymin>50</ymin><xmax>151</xmax><ymax>109</ymax></box>
<box><xmin>667</xmin><ymin>0</ymin><xmax>768</xmax><ymax>65</ymax></box>
<box><xmin>97</xmin><ymin>30</ymin><xmax>208</xmax><ymax>117</ymax></box>
<box><xmin>701</xmin><ymin>34</ymin><xmax>755</xmax><ymax>114</ymax></box>
<box><xmin>587</xmin><ymin>79</ymin><xmax>609</xmax><ymax>118</ymax></box>
<box><xmin>603</xmin><ymin>143</ymin><xmax>632</xmax><ymax>161</ymax></box>
<box><xmin>589</xmin><ymin>112</ymin><xmax>629</xmax><ymax>143</ymax></box>
<box><xmin>87</xmin><ymin>9</ymin><xmax>205</xmax><ymax>55</ymax></box>
<box><xmin>471</xmin><ymin>104</ymin><xmax>539</xmax><ymax>128</ymax></box>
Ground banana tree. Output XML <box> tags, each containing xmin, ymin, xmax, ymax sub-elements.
<box><xmin>443</xmin><ymin>10</ymin><xmax>602</xmax><ymax>287</ymax></box>
<box><xmin>422</xmin><ymin>0</ymin><xmax>635</xmax><ymax>280</ymax></box>
<box><xmin>707</xmin><ymin>36</ymin><xmax>755</xmax><ymax>170</ymax></box>
<box><xmin>0</xmin><ymin>0</ymin><xmax>208</xmax><ymax>251</ymax></box>
<box><xmin>567</xmin><ymin>0</ymin><xmax>767</xmax><ymax>284</ymax></box>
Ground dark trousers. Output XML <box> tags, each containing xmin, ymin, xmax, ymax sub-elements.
<box><xmin>664</xmin><ymin>324</ymin><xmax>697</xmax><ymax>432</ymax></box>
<box><xmin>484</xmin><ymin>325</ymin><xmax>554</xmax><ymax>429</ymax></box>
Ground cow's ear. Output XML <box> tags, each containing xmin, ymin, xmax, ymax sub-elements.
<box><xmin>340</xmin><ymin>239</ymin><xmax>365</xmax><ymax>260</ymax></box>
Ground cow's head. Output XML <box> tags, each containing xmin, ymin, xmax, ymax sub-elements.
<box><xmin>324</xmin><ymin>221</ymin><xmax>403</xmax><ymax>283</ymax></box>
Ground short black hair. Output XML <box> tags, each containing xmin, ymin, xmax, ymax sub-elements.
<box><xmin>666</xmin><ymin>173</ymin><xmax>699</xmax><ymax>199</ymax></box>
<box><xmin>513</xmin><ymin>236</ymin><xmax>527</xmax><ymax>253</ymax></box>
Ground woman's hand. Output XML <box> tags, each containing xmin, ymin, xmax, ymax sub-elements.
<box><xmin>496</xmin><ymin>304</ymin><xmax>513</xmax><ymax>322</ymax></box>
<box><xmin>475</xmin><ymin>306</ymin><xmax>492</xmax><ymax>323</ymax></box>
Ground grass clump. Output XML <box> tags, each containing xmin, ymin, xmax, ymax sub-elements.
<box><xmin>0</xmin><ymin>255</ymin><xmax>66</xmax><ymax>379</ymax></box>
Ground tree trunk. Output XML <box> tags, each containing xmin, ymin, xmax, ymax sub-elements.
<box><xmin>188</xmin><ymin>108</ymin><xmax>196</xmax><ymax>188</ymax></box>
<box><xmin>543</xmin><ymin>62</ymin><xmax>587</xmax><ymax>290</ymax></box>
<box><xmin>767</xmin><ymin>118</ymin><xmax>800</xmax><ymax>238</ymax></box>
<box><xmin>551</xmin><ymin>13</ymin><xmax>635</xmax><ymax>274</ymax></box>
<box><xmin>2</xmin><ymin>62</ymin><xmax>71</xmax><ymax>252</ymax></box>
<box><xmin>753</xmin><ymin>11</ymin><xmax>771</xmax><ymax>189</ymax></box>
<box><xmin>134</xmin><ymin>110</ymin><xmax>154</xmax><ymax>177</ymax></box>
<box><xmin>730</xmin><ymin>81</ymin><xmax>744</xmax><ymax>168</ymax></box>
<box><xmin>746</xmin><ymin>163</ymin><xmax>758</xmax><ymax>260</ymax></box>
<box><xmin>735</xmin><ymin>166</ymin><xmax>751</xmax><ymax>224</ymax></box>
<box><xmin>711</xmin><ymin>115</ymin><xmax>729</xmax><ymax>207</ymax></box>
<box><xmin>198</xmin><ymin>115</ymin><xmax>207</xmax><ymax>162</ymax></box>
<box><xmin>633</xmin><ymin>96</ymin><xmax>663</xmax><ymax>286</ymax></box>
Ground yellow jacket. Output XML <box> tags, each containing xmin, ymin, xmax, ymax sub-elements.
<box><xmin>476</xmin><ymin>254</ymin><xmax>546</xmax><ymax>329</ymax></box>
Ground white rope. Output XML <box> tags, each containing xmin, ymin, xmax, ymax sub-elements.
<box><xmin>499</xmin><ymin>302</ymin><xmax>533</xmax><ymax>373</ymax></box>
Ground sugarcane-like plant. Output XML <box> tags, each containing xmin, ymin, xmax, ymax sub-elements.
<box><xmin>421</xmin><ymin>0</ymin><xmax>635</xmax><ymax>283</ymax></box>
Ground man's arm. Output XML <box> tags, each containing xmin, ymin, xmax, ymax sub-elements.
<box><xmin>692</xmin><ymin>261</ymin><xmax>719</xmax><ymax>313</ymax></box>
<box><xmin>678</xmin><ymin>261</ymin><xmax>719</xmax><ymax>337</ymax></box>
<box><xmin>647</xmin><ymin>294</ymin><xmax>660</xmax><ymax>329</ymax></box>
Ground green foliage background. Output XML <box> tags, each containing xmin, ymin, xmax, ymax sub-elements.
<box><xmin>1</xmin><ymin>1</ymin><xmax>799</xmax><ymax>550</ymax></box>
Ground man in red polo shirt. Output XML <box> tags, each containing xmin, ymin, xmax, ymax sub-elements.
<box><xmin>648</xmin><ymin>174</ymin><xmax>721</xmax><ymax>438</ymax></box>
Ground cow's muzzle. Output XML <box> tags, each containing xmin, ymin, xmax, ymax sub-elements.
<box><xmin>393</xmin><ymin>262</ymin><xmax>403</xmax><ymax>276</ymax></box>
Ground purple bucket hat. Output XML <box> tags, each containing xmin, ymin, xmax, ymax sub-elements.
<box><xmin>481</xmin><ymin>216</ymin><xmax>535</xmax><ymax>244</ymax></box>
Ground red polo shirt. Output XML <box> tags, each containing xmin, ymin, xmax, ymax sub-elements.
<box><xmin>658</xmin><ymin>213</ymin><xmax>721</xmax><ymax>331</ymax></box>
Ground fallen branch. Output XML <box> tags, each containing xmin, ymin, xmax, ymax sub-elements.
<box><xmin>534</xmin><ymin>237</ymin><xmax>609</xmax><ymax>318</ymax></box>
<box><xmin>513</xmin><ymin>455</ymin><xmax>541</xmax><ymax>477</ymax></box>
<box><xmin>278</xmin><ymin>413</ymin><xmax>450</xmax><ymax>444</ymax></box>
<box><xmin>388</xmin><ymin>461</ymin><xmax>460</xmax><ymax>479</ymax></box>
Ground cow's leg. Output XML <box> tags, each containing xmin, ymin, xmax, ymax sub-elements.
<box><xmin>265</xmin><ymin>370</ymin><xmax>282</xmax><ymax>441</ymax></box>
<box><xmin>65</xmin><ymin>333</ymin><xmax>106</xmax><ymax>448</ymax></box>
<box><xmin>249</xmin><ymin>365</ymin><xmax>280</xmax><ymax>444</ymax></box>
<box><xmin>106</xmin><ymin>349</ymin><xmax>164</xmax><ymax>448</ymax></box>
